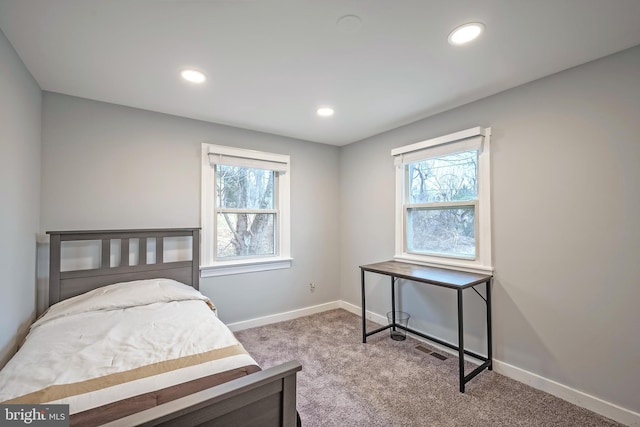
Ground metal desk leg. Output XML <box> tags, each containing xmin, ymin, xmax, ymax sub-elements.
<box><xmin>391</xmin><ymin>277</ymin><xmax>396</xmax><ymax>332</ymax></box>
<box><xmin>486</xmin><ymin>279</ymin><xmax>493</xmax><ymax>370</ymax></box>
<box><xmin>361</xmin><ymin>269</ymin><xmax>367</xmax><ymax>343</ymax></box>
<box><xmin>458</xmin><ymin>289</ymin><xmax>465</xmax><ymax>393</ymax></box>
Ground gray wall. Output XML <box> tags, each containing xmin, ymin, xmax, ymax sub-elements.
<box><xmin>339</xmin><ymin>45</ymin><xmax>640</xmax><ymax>413</ymax></box>
<box><xmin>41</xmin><ymin>93</ymin><xmax>341</xmax><ymax>323</ymax></box>
<box><xmin>0</xmin><ymin>29</ymin><xmax>41</xmax><ymax>368</ymax></box>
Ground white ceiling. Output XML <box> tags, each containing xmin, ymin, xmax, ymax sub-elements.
<box><xmin>1</xmin><ymin>0</ymin><xmax>639</xmax><ymax>146</ymax></box>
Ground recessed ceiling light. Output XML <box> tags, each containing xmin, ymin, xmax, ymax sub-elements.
<box><xmin>180</xmin><ymin>69</ymin><xmax>206</xmax><ymax>83</ymax></box>
<box><xmin>317</xmin><ymin>107</ymin><xmax>334</xmax><ymax>117</ymax></box>
<box><xmin>448</xmin><ymin>22</ymin><xmax>484</xmax><ymax>45</ymax></box>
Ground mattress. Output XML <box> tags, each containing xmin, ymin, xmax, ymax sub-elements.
<box><xmin>0</xmin><ymin>279</ymin><xmax>260</xmax><ymax>426</ymax></box>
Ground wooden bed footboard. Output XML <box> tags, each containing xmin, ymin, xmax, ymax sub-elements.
<box><xmin>102</xmin><ymin>361</ymin><xmax>302</xmax><ymax>427</ymax></box>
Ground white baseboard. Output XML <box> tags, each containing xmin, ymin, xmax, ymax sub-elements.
<box><xmin>492</xmin><ymin>360</ymin><xmax>639</xmax><ymax>426</ymax></box>
<box><xmin>228</xmin><ymin>300</ymin><xmax>639</xmax><ymax>426</ymax></box>
<box><xmin>226</xmin><ymin>300</ymin><xmax>341</xmax><ymax>332</ymax></box>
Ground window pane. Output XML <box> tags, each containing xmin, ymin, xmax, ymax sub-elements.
<box><xmin>216</xmin><ymin>165</ymin><xmax>275</xmax><ymax>209</ymax></box>
<box><xmin>408</xmin><ymin>150</ymin><xmax>477</xmax><ymax>203</ymax></box>
<box><xmin>216</xmin><ymin>213</ymin><xmax>276</xmax><ymax>258</ymax></box>
<box><xmin>407</xmin><ymin>206</ymin><xmax>475</xmax><ymax>257</ymax></box>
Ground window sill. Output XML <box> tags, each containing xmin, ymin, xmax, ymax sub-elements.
<box><xmin>200</xmin><ymin>257</ymin><xmax>293</xmax><ymax>277</ymax></box>
<box><xmin>394</xmin><ymin>254</ymin><xmax>493</xmax><ymax>275</ymax></box>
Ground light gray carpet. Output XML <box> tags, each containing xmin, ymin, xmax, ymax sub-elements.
<box><xmin>235</xmin><ymin>309</ymin><xmax>621</xmax><ymax>427</ymax></box>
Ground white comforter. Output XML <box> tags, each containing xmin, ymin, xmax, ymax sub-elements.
<box><xmin>0</xmin><ymin>279</ymin><xmax>257</xmax><ymax>414</ymax></box>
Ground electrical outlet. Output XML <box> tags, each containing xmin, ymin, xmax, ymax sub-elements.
<box><xmin>309</xmin><ymin>283</ymin><xmax>316</xmax><ymax>292</ymax></box>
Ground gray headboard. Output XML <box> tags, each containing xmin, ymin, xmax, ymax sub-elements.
<box><xmin>47</xmin><ymin>228</ymin><xmax>200</xmax><ymax>307</ymax></box>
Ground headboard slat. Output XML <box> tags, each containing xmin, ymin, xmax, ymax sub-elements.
<box><xmin>60</xmin><ymin>261</ymin><xmax>194</xmax><ymax>280</ymax></box>
<box><xmin>139</xmin><ymin>238</ymin><xmax>147</xmax><ymax>265</ymax></box>
<box><xmin>60</xmin><ymin>268</ymin><xmax>193</xmax><ymax>301</ymax></box>
<box><xmin>156</xmin><ymin>237</ymin><xmax>164</xmax><ymax>264</ymax></box>
<box><xmin>47</xmin><ymin>228</ymin><xmax>200</xmax><ymax>307</ymax></box>
<box><xmin>192</xmin><ymin>229</ymin><xmax>200</xmax><ymax>287</ymax></box>
<box><xmin>56</xmin><ymin>229</ymin><xmax>195</xmax><ymax>241</ymax></box>
<box><xmin>101</xmin><ymin>239</ymin><xmax>110</xmax><ymax>269</ymax></box>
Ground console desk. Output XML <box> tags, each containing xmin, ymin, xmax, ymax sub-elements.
<box><xmin>360</xmin><ymin>260</ymin><xmax>493</xmax><ymax>393</ymax></box>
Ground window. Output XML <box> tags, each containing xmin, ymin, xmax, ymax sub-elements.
<box><xmin>201</xmin><ymin>143</ymin><xmax>291</xmax><ymax>277</ymax></box>
<box><xmin>392</xmin><ymin>127</ymin><xmax>492</xmax><ymax>273</ymax></box>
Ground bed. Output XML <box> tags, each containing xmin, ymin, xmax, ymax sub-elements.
<box><xmin>0</xmin><ymin>228</ymin><xmax>301</xmax><ymax>426</ymax></box>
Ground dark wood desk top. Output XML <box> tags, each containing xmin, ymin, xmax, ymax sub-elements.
<box><xmin>360</xmin><ymin>260</ymin><xmax>492</xmax><ymax>289</ymax></box>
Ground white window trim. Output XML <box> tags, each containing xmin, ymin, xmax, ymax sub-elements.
<box><xmin>201</xmin><ymin>143</ymin><xmax>291</xmax><ymax>277</ymax></box>
<box><xmin>392</xmin><ymin>127</ymin><xmax>493</xmax><ymax>274</ymax></box>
